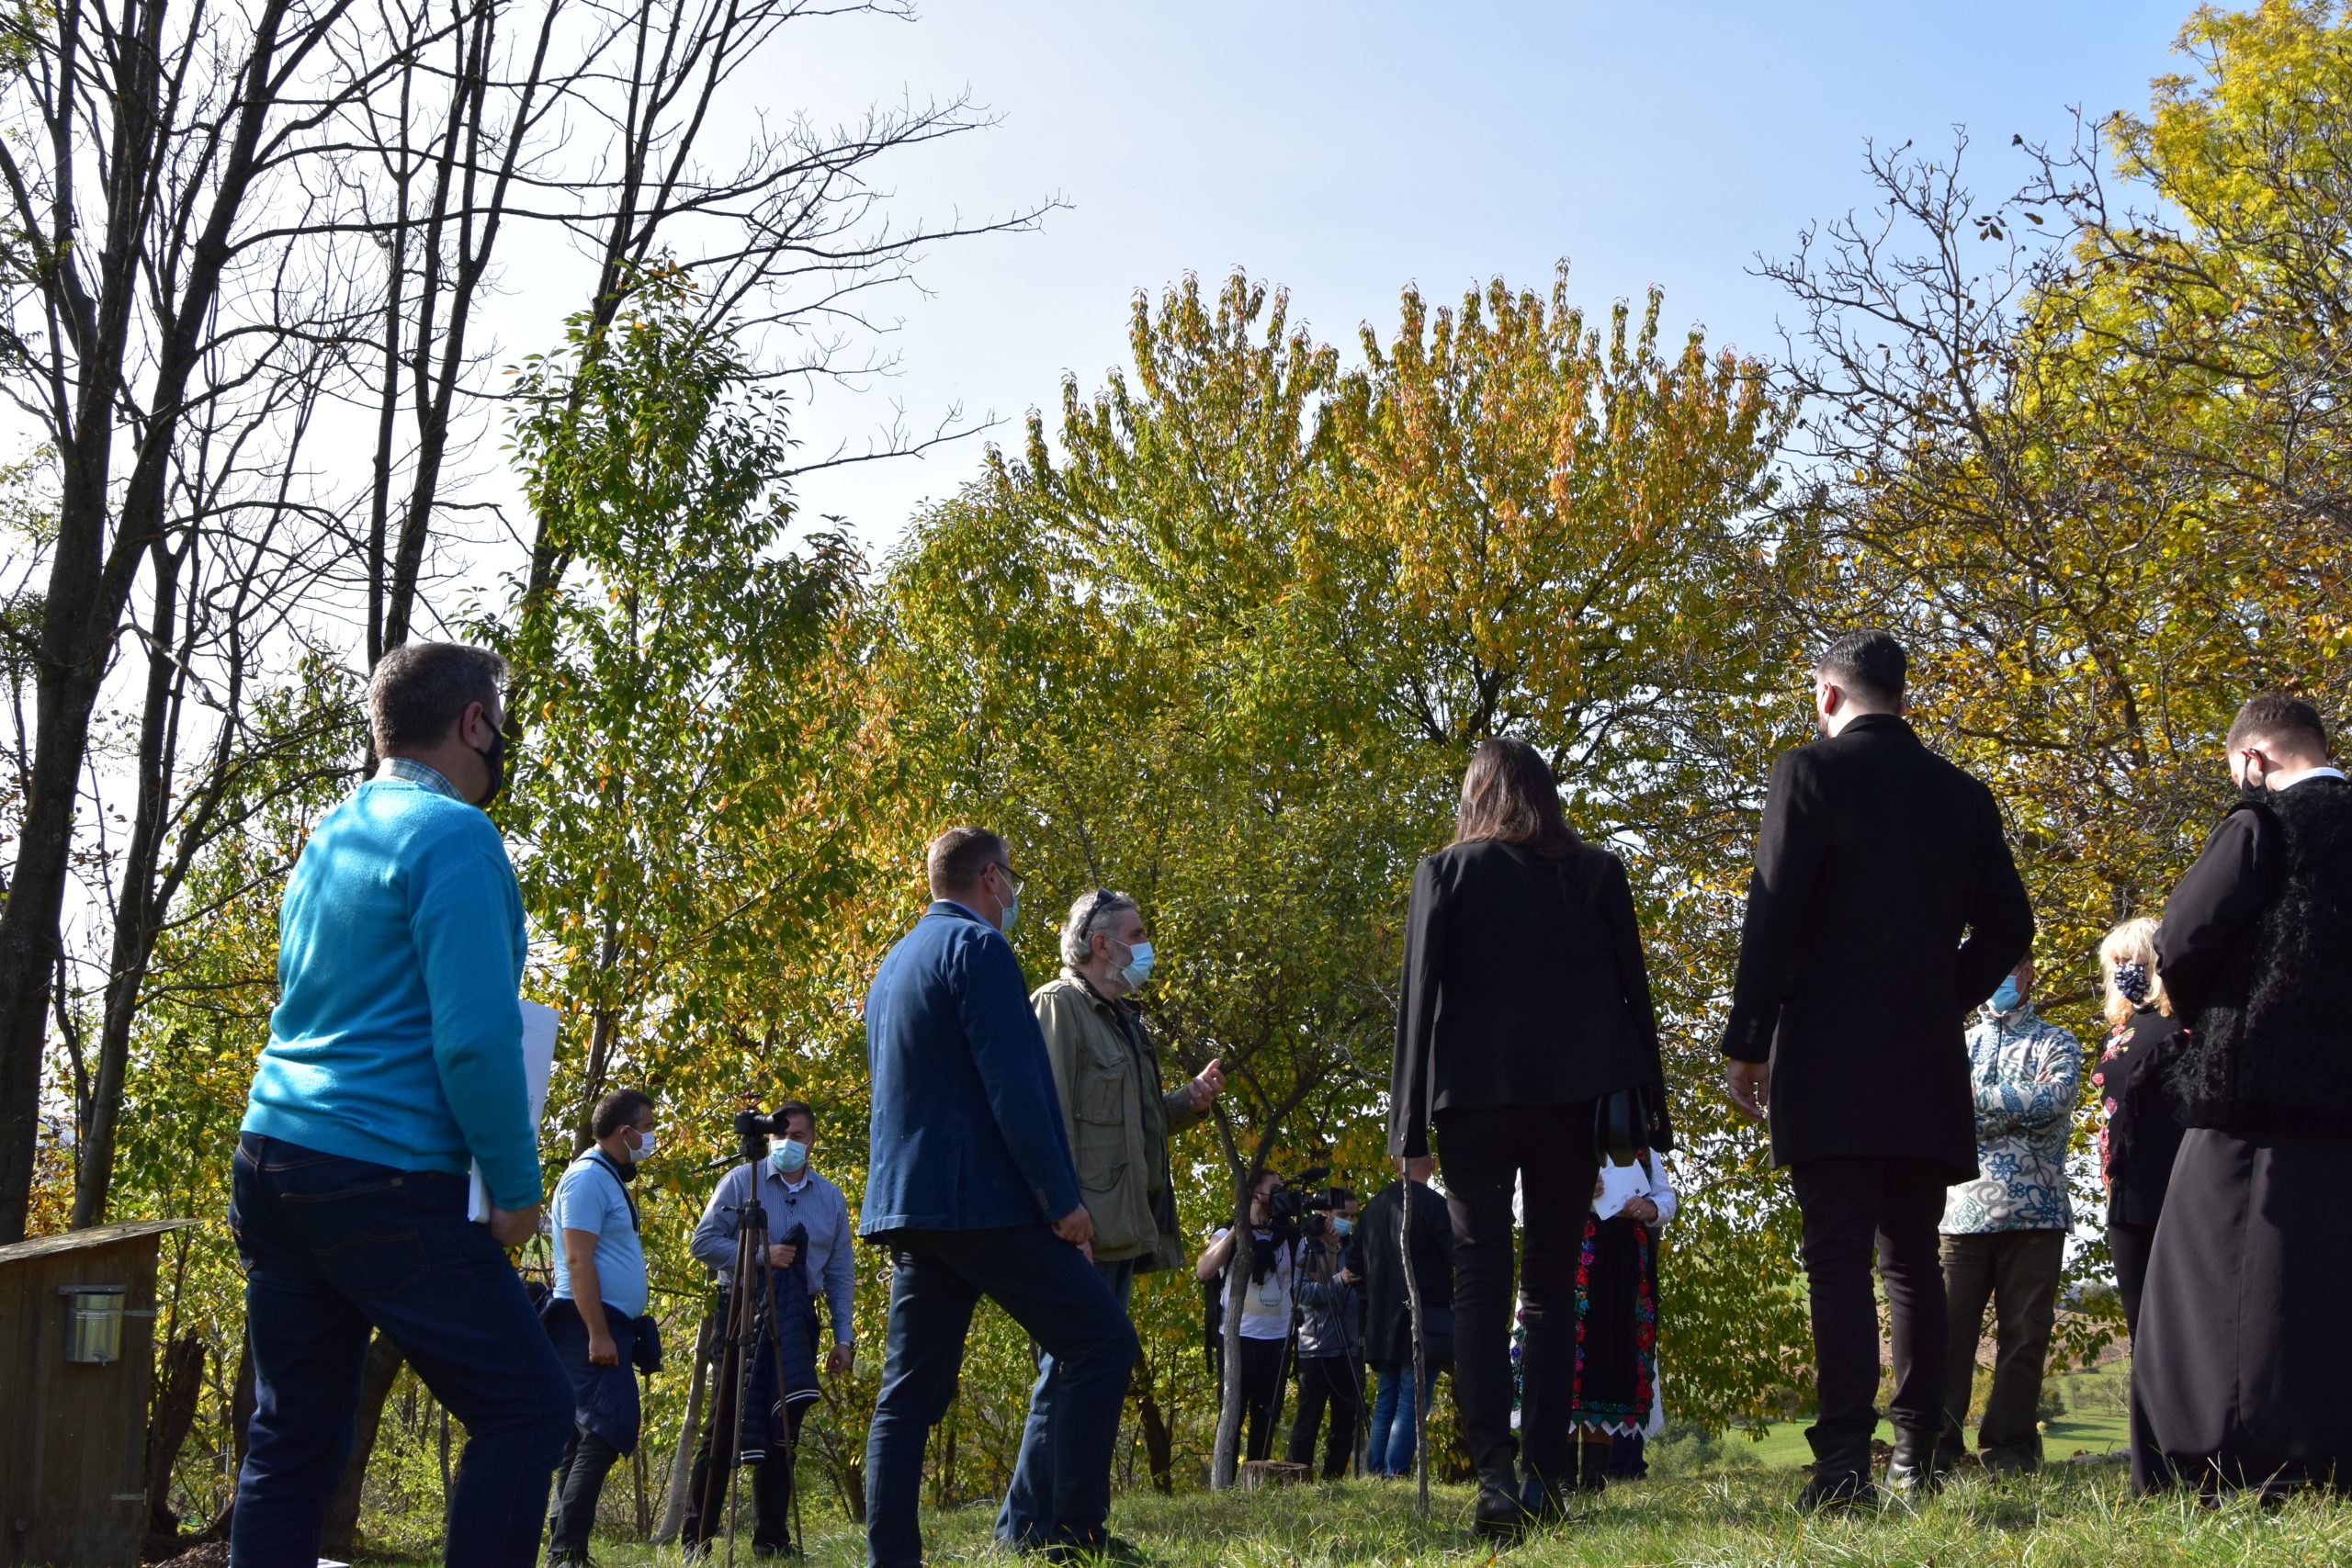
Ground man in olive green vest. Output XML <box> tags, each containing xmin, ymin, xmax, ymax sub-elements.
<box><xmin>997</xmin><ymin>889</ymin><xmax>1223</xmax><ymax>1550</ymax></box>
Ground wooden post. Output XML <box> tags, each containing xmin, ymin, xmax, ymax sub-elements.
<box><xmin>0</xmin><ymin>1218</ymin><xmax>195</xmax><ymax>1568</ymax></box>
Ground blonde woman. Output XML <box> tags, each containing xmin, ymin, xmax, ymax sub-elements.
<box><xmin>2089</xmin><ymin>917</ymin><xmax>2185</xmax><ymax>1339</ymax></box>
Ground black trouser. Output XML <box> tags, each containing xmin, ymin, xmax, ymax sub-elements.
<box><xmin>1940</xmin><ymin>1229</ymin><xmax>2065</xmax><ymax>1471</ymax></box>
<box><xmin>1237</xmin><ymin>1336</ymin><xmax>1287</xmax><ymax>1461</ymax></box>
<box><xmin>682</xmin><ymin>1401</ymin><xmax>807</xmax><ymax>1552</ymax></box>
<box><xmin>547</xmin><ymin>1427</ymin><xmax>623</xmax><ymax>1562</ymax></box>
<box><xmin>1434</xmin><ymin>1100</ymin><xmax>1601</xmax><ymax>1484</ymax></box>
<box><xmin>1787</xmin><ymin>1156</ymin><xmax>1951</xmax><ymax>1475</ymax></box>
<box><xmin>2109</xmin><ymin>1221</ymin><xmax>2155</xmax><ymax>1342</ymax></box>
<box><xmin>1284</xmin><ymin>1355</ymin><xmax>1363</xmax><ymax>1478</ymax></box>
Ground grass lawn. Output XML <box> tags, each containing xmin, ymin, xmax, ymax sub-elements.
<box><xmin>539</xmin><ymin>1460</ymin><xmax>2352</xmax><ymax>1568</ymax></box>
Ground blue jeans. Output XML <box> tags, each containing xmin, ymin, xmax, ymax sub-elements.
<box><xmin>866</xmin><ymin>1227</ymin><xmax>1136</xmax><ymax>1568</ymax></box>
<box><xmin>1366</xmin><ymin>1359</ymin><xmax>1441</xmax><ymax>1476</ymax></box>
<box><xmin>998</xmin><ymin>1258</ymin><xmax>1136</xmax><ymax>1548</ymax></box>
<box><xmin>229</xmin><ymin>1134</ymin><xmax>573</xmax><ymax>1568</ymax></box>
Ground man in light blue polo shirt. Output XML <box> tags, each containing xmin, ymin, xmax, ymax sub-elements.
<box><xmin>545</xmin><ymin>1089</ymin><xmax>661</xmax><ymax>1567</ymax></box>
<box><xmin>232</xmin><ymin>642</ymin><xmax>571</xmax><ymax>1568</ymax></box>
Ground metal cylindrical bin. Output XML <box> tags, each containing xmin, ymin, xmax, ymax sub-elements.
<box><xmin>59</xmin><ymin>1284</ymin><xmax>127</xmax><ymax>1364</ymax></box>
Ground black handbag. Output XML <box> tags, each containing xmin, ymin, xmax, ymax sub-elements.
<box><xmin>1595</xmin><ymin>1081</ymin><xmax>1672</xmax><ymax>1167</ymax></box>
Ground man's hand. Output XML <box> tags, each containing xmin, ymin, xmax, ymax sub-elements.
<box><xmin>587</xmin><ymin>1328</ymin><xmax>621</xmax><ymax>1368</ymax></box>
<box><xmin>1188</xmin><ymin>1057</ymin><xmax>1226</xmax><ymax>1112</ymax></box>
<box><xmin>827</xmin><ymin>1343</ymin><xmax>854</xmax><ymax>1377</ymax></box>
<box><xmin>488</xmin><ymin>1203</ymin><xmax>541</xmax><ymax>1247</ymax></box>
<box><xmin>1724</xmin><ymin>1059</ymin><xmax>1770</xmax><ymax>1122</ymax></box>
<box><xmin>1052</xmin><ymin>1204</ymin><xmax>1095</xmax><ymax>1249</ymax></box>
<box><xmin>767</xmin><ymin>1241</ymin><xmax>800</xmax><ymax>1269</ymax></box>
<box><xmin>1337</xmin><ymin>1268</ymin><xmax>1359</xmax><ymax>1286</ymax></box>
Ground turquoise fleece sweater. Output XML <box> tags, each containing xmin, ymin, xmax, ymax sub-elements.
<box><xmin>242</xmin><ymin>777</ymin><xmax>538</xmax><ymax>1208</ymax></box>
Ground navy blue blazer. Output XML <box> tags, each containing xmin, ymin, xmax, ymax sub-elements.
<box><xmin>860</xmin><ymin>900</ymin><xmax>1084</xmax><ymax>1235</ymax></box>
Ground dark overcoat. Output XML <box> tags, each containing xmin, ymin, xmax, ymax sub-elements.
<box><xmin>1720</xmin><ymin>714</ymin><xmax>2033</xmax><ymax>1182</ymax></box>
<box><xmin>1357</xmin><ymin>1178</ymin><xmax>1456</xmax><ymax>1366</ymax></box>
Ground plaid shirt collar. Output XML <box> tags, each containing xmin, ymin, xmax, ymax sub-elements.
<box><xmin>374</xmin><ymin>755</ymin><xmax>465</xmax><ymax>803</ymax></box>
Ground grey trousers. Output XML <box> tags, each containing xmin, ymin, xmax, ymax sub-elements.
<box><xmin>1940</xmin><ymin>1228</ymin><xmax>2065</xmax><ymax>1469</ymax></box>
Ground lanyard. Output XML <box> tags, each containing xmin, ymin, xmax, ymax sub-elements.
<box><xmin>585</xmin><ymin>1151</ymin><xmax>639</xmax><ymax>1233</ymax></box>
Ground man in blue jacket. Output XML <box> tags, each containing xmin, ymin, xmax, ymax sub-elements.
<box><xmin>232</xmin><ymin>643</ymin><xmax>571</xmax><ymax>1568</ymax></box>
<box><xmin>862</xmin><ymin>827</ymin><xmax>1138</xmax><ymax>1567</ymax></box>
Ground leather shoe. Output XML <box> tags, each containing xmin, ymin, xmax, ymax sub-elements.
<box><xmin>1517</xmin><ymin>1469</ymin><xmax>1568</xmax><ymax>1524</ymax></box>
<box><xmin>1473</xmin><ymin>1473</ymin><xmax>1532</xmax><ymax>1539</ymax></box>
<box><xmin>1795</xmin><ymin>1467</ymin><xmax>1880</xmax><ymax>1512</ymax></box>
<box><xmin>1884</xmin><ymin>1427</ymin><xmax>1944</xmax><ymax>1495</ymax></box>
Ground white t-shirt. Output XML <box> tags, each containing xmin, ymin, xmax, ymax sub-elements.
<box><xmin>1212</xmin><ymin>1227</ymin><xmax>1296</xmax><ymax>1339</ymax></box>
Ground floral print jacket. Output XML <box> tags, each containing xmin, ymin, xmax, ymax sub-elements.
<box><xmin>1938</xmin><ymin>1002</ymin><xmax>2082</xmax><ymax>1234</ymax></box>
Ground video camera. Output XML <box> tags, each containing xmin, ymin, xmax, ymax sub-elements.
<box><xmin>732</xmin><ymin>1108</ymin><xmax>799</xmax><ymax>1166</ymax></box>
<box><xmin>1267</xmin><ymin>1165</ymin><xmax>1346</xmax><ymax>1243</ymax></box>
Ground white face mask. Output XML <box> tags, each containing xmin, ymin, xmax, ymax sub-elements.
<box><xmin>624</xmin><ymin>1128</ymin><xmax>656</xmax><ymax>1162</ymax></box>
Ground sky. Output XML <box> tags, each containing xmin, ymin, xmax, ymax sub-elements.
<box><xmin>716</xmin><ymin>0</ymin><xmax>2204</xmax><ymax>553</ymax></box>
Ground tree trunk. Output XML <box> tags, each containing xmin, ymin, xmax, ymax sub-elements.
<box><xmin>321</xmin><ymin>1334</ymin><xmax>406</xmax><ymax>1558</ymax></box>
<box><xmin>1135</xmin><ymin>1353</ymin><xmax>1175</xmax><ymax>1495</ymax></box>
<box><xmin>0</xmin><ymin>653</ymin><xmax>108</xmax><ymax>1239</ymax></box>
<box><xmin>141</xmin><ymin>1333</ymin><xmax>208</xmax><ymax>1559</ymax></box>
<box><xmin>72</xmin><ymin>534</ymin><xmax>187</xmax><ymax>1228</ymax></box>
<box><xmin>1209</xmin><ymin>1200</ymin><xmax>1252</xmax><ymax>1490</ymax></box>
<box><xmin>0</xmin><ymin>0</ymin><xmax>327</xmax><ymax>1242</ymax></box>
<box><xmin>201</xmin><ymin>1331</ymin><xmax>259</xmax><ymax>1543</ymax></box>
<box><xmin>652</xmin><ymin>1311</ymin><xmax>719</xmax><ymax>1545</ymax></box>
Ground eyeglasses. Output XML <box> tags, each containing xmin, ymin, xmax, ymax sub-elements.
<box><xmin>995</xmin><ymin>862</ymin><xmax>1026</xmax><ymax>895</ymax></box>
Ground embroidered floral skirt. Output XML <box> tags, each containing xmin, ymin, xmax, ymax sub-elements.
<box><xmin>1567</xmin><ymin>1212</ymin><xmax>1657</xmax><ymax>1437</ymax></box>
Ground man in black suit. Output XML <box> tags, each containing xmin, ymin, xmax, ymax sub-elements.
<box><xmin>1722</xmin><ymin>630</ymin><xmax>2033</xmax><ymax>1507</ymax></box>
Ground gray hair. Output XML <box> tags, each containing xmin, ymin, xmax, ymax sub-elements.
<box><xmin>1061</xmin><ymin>888</ymin><xmax>1139</xmax><ymax>969</ymax></box>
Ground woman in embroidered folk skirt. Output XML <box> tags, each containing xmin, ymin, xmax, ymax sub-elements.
<box><xmin>1564</xmin><ymin>1152</ymin><xmax>1674</xmax><ymax>1492</ymax></box>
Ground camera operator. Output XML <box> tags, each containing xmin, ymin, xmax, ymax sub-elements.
<box><xmin>543</xmin><ymin>1089</ymin><xmax>662</xmax><ymax>1568</ymax></box>
<box><xmin>681</xmin><ymin>1100</ymin><xmax>853</xmax><ymax>1557</ymax></box>
<box><xmin>1197</xmin><ymin>1170</ymin><xmax>1303</xmax><ymax>1462</ymax></box>
<box><xmin>999</xmin><ymin>889</ymin><xmax>1223</xmax><ymax>1551</ymax></box>
<box><xmin>1286</xmin><ymin>1190</ymin><xmax>1363</xmax><ymax>1479</ymax></box>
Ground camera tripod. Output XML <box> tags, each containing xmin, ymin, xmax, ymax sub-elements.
<box><xmin>690</xmin><ymin>1156</ymin><xmax>809</xmax><ymax>1566</ymax></box>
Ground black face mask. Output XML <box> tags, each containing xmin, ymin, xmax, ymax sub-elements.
<box><xmin>472</xmin><ymin>727</ymin><xmax>508</xmax><ymax>807</ymax></box>
<box><xmin>2240</xmin><ymin>752</ymin><xmax>2270</xmax><ymax>800</ymax></box>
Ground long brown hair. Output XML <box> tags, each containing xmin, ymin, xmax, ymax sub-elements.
<box><xmin>1453</xmin><ymin>738</ymin><xmax>1582</xmax><ymax>857</ymax></box>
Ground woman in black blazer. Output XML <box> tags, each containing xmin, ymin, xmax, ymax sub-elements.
<box><xmin>1390</xmin><ymin>738</ymin><xmax>1666</xmax><ymax>1535</ymax></box>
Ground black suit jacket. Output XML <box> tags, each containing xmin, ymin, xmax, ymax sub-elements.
<box><xmin>1721</xmin><ymin>713</ymin><xmax>2033</xmax><ymax>1180</ymax></box>
<box><xmin>1357</xmin><ymin>1178</ymin><xmax>1454</xmax><ymax>1365</ymax></box>
<box><xmin>1389</xmin><ymin>839</ymin><xmax>1661</xmax><ymax>1159</ymax></box>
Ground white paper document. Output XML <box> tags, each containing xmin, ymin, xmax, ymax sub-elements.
<box><xmin>1591</xmin><ymin>1159</ymin><xmax>1648</xmax><ymax>1223</ymax></box>
<box><xmin>469</xmin><ymin>998</ymin><xmax>559</xmax><ymax>1222</ymax></box>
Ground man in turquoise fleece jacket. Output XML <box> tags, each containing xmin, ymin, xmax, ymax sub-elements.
<box><xmin>231</xmin><ymin>643</ymin><xmax>571</xmax><ymax>1568</ymax></box>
